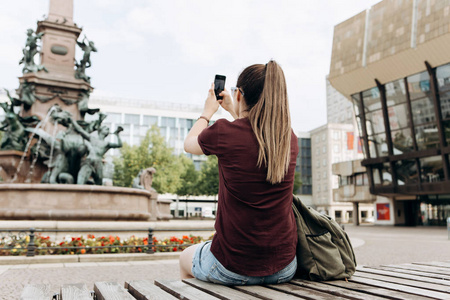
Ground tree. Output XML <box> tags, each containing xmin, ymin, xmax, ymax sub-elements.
<box><xmin>113</xmin><ymin>125</ymin><xmax>183</xmax><ymax>194</ymax></box>
<box><xmin>176</xmin><ymin>154</ymin><xmax>200</xmax><ymax>198</ymax></box>
<box><xmin>293</xmin><ymin>171</ymin><xmax>303</xmax><ymax>195</ymax></box>
<box><xmin>198</xmin><ymin>155</ymin><xmax>219</xmax><ymax>196</ymax></box>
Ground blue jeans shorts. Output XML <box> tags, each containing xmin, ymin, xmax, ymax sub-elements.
<box><xmin>191</xmin><ymin>240</ymin><xmax>297</xmax><ymax>285</ymax></box>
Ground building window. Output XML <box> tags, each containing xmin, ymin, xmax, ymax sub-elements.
<box><xmin>143</xmin><ymin>115</ymin><xmax>158</xmax><ymax>126</ymax></box>
<box><xmin>333</xmin><ymin>131</ymin><xmax>340</xmax><ymax>140</ymax></box>
<box><xmin>106</xmin><ymin>113</ymin><xmax>121</xmax><ymax>124</ymax></box>
<box><xmin>323</xmin><ymin>171</ymin><xmax>327</xmax><ymax>179</ymax></box>
<box><xmin>124</xmin><ymin>114</ymin><xmax>140</xmax><ymax>125</ymax></box>
<box><xmin>161</xmin><ymin>117</ymin><xmax>176</xmax><ymax>127</ymax></box>
<box><xmin>322</xmin><ymin>146</ymin><xmax>327</xmax><ymax>153</ymax></box>
<box><xmin>333</xmin><ymin>144</ymin><xmax>340</xmax><ymax>153</ymax></box>
<box><xmin>323</xmin><ymin>159</ymin><xmax>327</xmax><ymax>166</ymax></box>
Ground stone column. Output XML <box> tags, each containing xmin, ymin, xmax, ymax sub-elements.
<box><xmin>353</xmin><ymin>202</ymin><xmax>360</xmax><ymax>226</ymax></box>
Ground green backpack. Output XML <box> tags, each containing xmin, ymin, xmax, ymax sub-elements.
<box><xmin>292</xmin><ymin>195</ymin><xmax>357</xmax><ymax>281</ymax></box>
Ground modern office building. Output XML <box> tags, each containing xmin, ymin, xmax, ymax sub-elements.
<box><xmin>326</xmin><ymin>78</ymin><xmax>354</xmax><ymax>125</ymax></box>
<box><xmin>329</xmin><ymin>0</ymin><xmax>450</xmax><ymax>225</ymax></box>
<box><xmin>295</xmin><ymin>132</ymin><xmax>312</xmax><ymax>205</ymax></box>
<box><xmin>310</xmin><ymin>123</ymin><xmax>368</xmax><ymax>223</ymax></box>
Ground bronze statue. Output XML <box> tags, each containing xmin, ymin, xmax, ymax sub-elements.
<box><xmin>0</xmin><ymin>91</ymin><xmax>39</xmax><ymax>151</ymax></box>
<box><xmin>75</xmin><ymin>36</ymin><xmax>97</xmax><ymax>83</ymax></box>
<box><xmin>19</xmin><ymin>29</ymin><xmax>48</xmax><ymax>74</ymax></box>
<box><xmin>72</xmin><ymin>119</ymin><xmax>123</xmax><ymax>185</ymax></box>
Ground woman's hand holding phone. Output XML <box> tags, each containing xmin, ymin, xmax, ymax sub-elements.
<box><xmin>218</xmin><ymin>90</ymin><xmax>238</xmax><ymax>119</ymax></box>
<box><xmin>202</xmin><ymin>83</ymin><xmax>220</xmax><ymax>119</ymax></box>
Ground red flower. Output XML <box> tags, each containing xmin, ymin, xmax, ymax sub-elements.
<box><xmin>173</xmin><ymin>247</ymin><xmax>178</xmax><ymax>252</ymax></box>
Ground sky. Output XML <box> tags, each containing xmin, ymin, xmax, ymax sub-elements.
<box><xmin>0</xmin><ymin>0</ymin><xmax>381</xmax><ymax>132</ymax></box>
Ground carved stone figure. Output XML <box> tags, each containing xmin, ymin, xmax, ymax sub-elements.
<box><xmin>19</xmin><ymin>29</ymin><xmax>48</xmax><ymax>74</ymax></box>
<box><xmin>132</xmin><ymin>167</ymin><xmax>157</xmax><ymax>191</ymax></box>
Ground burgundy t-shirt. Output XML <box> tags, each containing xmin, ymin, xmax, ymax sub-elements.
<box><xmin>198</xmin><ymin>118</ymin><xmax>298</xmax><ymax>277</ymax></box>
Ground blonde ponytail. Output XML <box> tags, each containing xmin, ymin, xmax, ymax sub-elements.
<box><xmin>238</xmin><ymin>61</ymin><xmax>292</xmax><ymax>184</ymax></box>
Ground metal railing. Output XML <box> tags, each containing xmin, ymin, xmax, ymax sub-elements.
<box><xmin>0</xmin><ymin>228</ymin><xmax>213</xmax><ymax>257</ymax></box>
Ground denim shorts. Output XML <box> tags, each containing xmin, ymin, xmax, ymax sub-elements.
<box><xmin>191</xmin><ymin>240</ymin><xmax>297</xmax><ymax>286</ymax></box>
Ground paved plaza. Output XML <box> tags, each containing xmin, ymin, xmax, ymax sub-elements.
<box><xmin>0</xmin><ymin>225</ymin><xmax>449</xmax><ymax>299</ymax></box>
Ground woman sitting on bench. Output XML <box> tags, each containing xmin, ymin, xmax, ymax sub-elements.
<box><xmin>181</xmin><ymin>60</ymin><xmax>298</xmax><ymax>285</ymax></box>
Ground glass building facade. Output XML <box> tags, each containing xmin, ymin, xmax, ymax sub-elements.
<box><xmin>352</xmin><ymin>62</ymin><xmax>450</xmax><ymax>225</ymax></box>
<box><xmin>296</xmin><ymin>137</ymin><xmax>312</xmax><ymax>195</ymax></box>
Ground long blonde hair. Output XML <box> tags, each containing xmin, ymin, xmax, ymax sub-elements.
<box><xmin>237</xmin><ymin>60</ymin><xmax>291</xmax><ymax>184</ymax></box>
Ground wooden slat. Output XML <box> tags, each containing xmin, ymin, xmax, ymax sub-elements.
<box><xmin>369</xmin><ymin>266</ymin><xmax>450</xmax><ymax>281</ymax></box>
<box><xmin>357</xmin><ymin>266</ymin><xmax>450</xmax><ymax>287</ymax></box>
<box><xmin>325</xmin><ymin>279</ymin><xmax>432</xmax><ymax>300</ymax></box>
<box><xmin>94</xmin><ymin>282</ymin><xmax>136</xmax><ymax>300</ymax></box>
<box><xmin>383</xmin><ymin>263</ymin><xmax>450</xmax><ymax>276</ymax></box>
<box><xmin>267</xmin><ymin>282</ymin><xmax>349</xmax><ymax>300</ymax></box>
<box><xmin>233</xmin><ymin>285</ymin><xmax>303</xmax><ymax>300</ymax></box>
<box><xmin>125</xmin><ymin>280</ymin><xmax>176</xmax><ymax>300</ymax></box>
<box><xmin>155</xmin><ymin>279</ymin><xmax>220</xmax><ymax>300</ymax></box>
<box><xmin>20</xmin><ymin>284</ymin><xmax>53</xmax><ymax>300</ymax></box>
<box><xmin>353</xmin><ymin>272</ymin><xmax>450</xmax><ymax>293</ymax></box>
<box><xmin>60</xmin><ymin>283</ymin><xmax>92</xmax><ymax>300</ymax></box>
<box><xmin>182</xmin><ymin>278</ymin><xmax>260</xmax><ymax>300</ymax></box>
<box><xmin>349</xmin><ymin>276</ymin><xmax>450</xmax><ymax>299</ymax></box>
<box><xmin>290</xmin><ymin>279</ymin><xmax>386</xmax><ymax>300</ymax></box>
<box><xmin>413</xmin><ymin>261</ymin><xmax>450</xmax><ymax>269</ymax></box>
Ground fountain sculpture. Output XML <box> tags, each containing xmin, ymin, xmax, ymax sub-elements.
<box><xmin>0</xmin><ymin>0</ymin><xmax>171</xmax><ymax>222</ymax></box>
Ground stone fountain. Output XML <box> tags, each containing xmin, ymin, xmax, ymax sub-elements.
<box><xmin>0</xmin><ymin>0</ymin><xmax>172</xmax><ymax>228</ymax></box>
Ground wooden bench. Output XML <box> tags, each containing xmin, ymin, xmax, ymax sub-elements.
<box><xmin>21</xmin><ymin>260</ymin><xmax>450</xmax><ymax>299</ymax></box>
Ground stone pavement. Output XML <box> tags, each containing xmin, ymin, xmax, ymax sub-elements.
<box><xmin>1</xmin><ymin>225</ymin><xmax>449</xmax><ymax>299</ymax></box>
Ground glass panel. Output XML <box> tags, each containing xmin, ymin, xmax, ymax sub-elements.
<box><xmin>124</xmin><ymin>114</ymin><xmax>140</xmax><ymax>125</ymax></box>
<box><xmin>395</xmin><ymin>159</ymin><xmax>418</xmax><ymax>185</ymax></box>
<box><xmin>106</xmin><ymin>113</ymin><xmax>121</xmax><ymax>124</ymax></box>
<box><xmin>365</xmin><ymin>110</ymin><xmax>385</xmax><ymax>134</ymax></box>
<box><xmin>355</xmin><ymin>174</ymin><xmax>363</xmax><ymax>186</ymax></box>
<box><xmin>362</xmin><ymin>87</ymin><xmax>381</xmax><ymax>112</ymax></box>
<box><xmin>373</xmin><ymin>168</ymin><xmax>381</xmax><ymax>185</ymax></box>
<box><xmin>407</xmin><ymin>71</ymin><xmax>431</xmax><ymax>101</ymax></box>
<box><xmin>161</xmin><ymin>117</ymin><xmax>176</xmax><ymax>127</ymax></box>
<box><xmin>170</xmin><ymin>127</ymin><xmax>178</xmax><ymax>138</ymax></box>
<box><xmin>139</xmin><ymin>126</ymin><xmax>149</xmax><ymax>136</ymax></box>
<box><xmin>382</xmin><ymin>163</ymin><xmax>393</xmax><ymax>185</ymax></box>
<box><xmin>411</xmin><ymin>98</ymin><xmax>435</xmax><ymax>126</ymax></box>
<box><xmin>387</xmin><ymin>104</ymin><xmax>409</xmax><ymax>130</ymax></box>
<box><xmin>385</xmin><ymin>79</ymin><xmax>407</xmax><ymax>106</ymax></box>
<box><xmin>419</xmin><ymin>155</ymin><xmax>444</xmax><ymax>183</ymax></box>
<box><xmin>415</xmin><ymin>124</ymin><xmax>439</xmax><ymax>150</ymax></box>
<box><xmin>391</xmin><ymin>128</ymin><xmax>414</xmax><ymax>154</ymax></box>
<box><xmin>143</xmin><ymin>115</ymin><xmax>158</xmax><ymax>126</ymax></box>
<box><xmin>352</xmin><ymin>93</ymin><xmax>361</xmax><ymax>116</ymax></box>
<box><xmin>437</xmin><ymin>63</ymin><xmax>450</xmax><ymax>118</ymax></box>
<box><xmin>355</xmin><ymin>116</ymin><xmax>363</xmax><ymax>139</ymax></box>
<box><xmin>368</xmin><ymin>132</ymin><xmax>387</xmax><ymax>158</ymax></box>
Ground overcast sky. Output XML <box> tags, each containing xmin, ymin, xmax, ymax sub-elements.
<box><xmin>0</xmin><ymin>0</ymin><xmax>381</xmax><ymax>132</ymax></box>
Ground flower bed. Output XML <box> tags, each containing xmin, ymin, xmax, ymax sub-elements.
<box><xmin>0</xmin><ymin>233</ymin><xmax>209</xmax><ymax>256</ymax></box>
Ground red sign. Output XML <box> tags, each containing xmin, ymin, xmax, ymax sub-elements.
<box><xmin>376</xmin><ymin>203</ymin><xmax>390</xmax><ymax>220</ymax></box>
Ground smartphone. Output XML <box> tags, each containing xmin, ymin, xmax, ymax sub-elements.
<box><xmin>214</xmin><ymin>75</ymin><xmax>226</xmax><ymax>100</ymax></box>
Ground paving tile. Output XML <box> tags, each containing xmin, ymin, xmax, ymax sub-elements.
<box><xmin>28</xmin><ymin>263</ymin><xmax>65</xmax><ymax>268</ymax></box>
<box><xmin>64</xmin><ymin>262</ymin><xmax>98</xmax><ymax>268</ymax></box>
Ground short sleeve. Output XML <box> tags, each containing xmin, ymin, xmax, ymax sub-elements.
<box><xmin>198</xmin><ymin>119</ymin><xmax>223</xmax><ymax>156</ymax></box>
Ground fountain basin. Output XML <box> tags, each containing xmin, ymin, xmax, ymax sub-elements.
<box><xmin>0</xmin><ymin>184</ymin><xmax>158</xmax><ymax>221</ymax></box>
<box><xmin>0</xmin><ymin>150</ymin><xmax>46</xmax><ymax>183</ymax></box>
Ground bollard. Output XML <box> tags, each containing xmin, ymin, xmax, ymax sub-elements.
<box><xmin>26</xmin><ymin>228</ymin><xmax>36</xmax><ymax>257</ymax></box>
<box><xmin>146</xmin><ymin>228</ymin><xmax>154</xmax><ymax>254</ymax></box>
